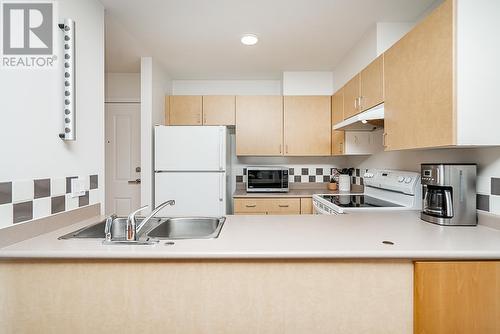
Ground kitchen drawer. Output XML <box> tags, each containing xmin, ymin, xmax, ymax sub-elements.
<box><xmin>266</xmin><ymin>198</ymin><xmax>300</xmax><ymax>214</ymax></box>
<box><xmin>234</xmin><ymin>199</ymin><xmax>270</xmax><ymax>213</ymax></box>
<box><xmin>234</xmin><ymin>198</ymin><xmax>300</xmax><ymax>214</ymax></box>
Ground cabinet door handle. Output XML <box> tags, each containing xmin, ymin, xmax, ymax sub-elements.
<box><xmin>358</xmin><ymin>96</ymin><xmax>363</xmax><ymax>110</ymax></box>
<box><xmin>203</xmin><ymin>113</ymin><xmax>207</xmax><ymax>124</ymax></box>
<box><xmin>245</xmin><ymin>204</ymin><xmax>257</xmax><ymax>208</ymax></box>
<box><xmin>383</xmin><ymin>133</ymin><xmax>388</xmax><ymax>147</ymax></box>
<box><xmin>278</xmin><ymin>205</ymin><xmax>289</xmax><ymax>208</ymax></box>
<box><xmin>354</xmin><ymin>98</ymin><xmax>358</xmax><ymax>110</ymax></box>
<box><xmin>285</xmin><ymin>145</ymin><xmax>289</xmax><ymax>154</ymax></box>
<box><xmin>279</xmin><ymin>144</ymin><xmax>282</xmax><ymax>154</ymax></box>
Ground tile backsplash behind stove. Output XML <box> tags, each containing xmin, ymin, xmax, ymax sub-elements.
<box><xmin>235</xmin><ymin>166</ymin><xmax>365</xmax><ymax>185</ymax></box>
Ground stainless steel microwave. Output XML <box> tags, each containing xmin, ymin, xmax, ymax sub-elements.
<box><xmin>246</xmin><ymin>167</ymin><xmax>289</xmax><ymax>193</ymax></box>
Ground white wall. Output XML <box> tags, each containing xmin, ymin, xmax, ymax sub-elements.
<box><xmin>376</xmin><ymin>22</ymin><xmax>414</xmax><ymax>55</ymax></box>
<box><xmin>456</xmin><ymin>0</ymin><xmax>500</xmax><ymax>146</ymax></box>
<box><xmin>0</xmin><ymin>0</ymin><xmax>104</xmax><ymax>201</ymax></box>
<box><xmin>282</xmin><ymin>71</ymin><xmax>333</xmax><ymax>95</ymax></box>
<box><xmin>172</xmin><ymin>80</ymin><xmax>282</xmax><ymax>95</ymax></box>
<box><xmin>332</xmin><ymin>22</ymin><xmax>416</xmax><ymax>92</ymax></box>
<box><xmin>332</xmin><ymin>26</ymin><xmax>377</xmax><ymax>92</ymax></box>
<box><xmin>140</xmin><ymin>57</ymin><xmax>172</xmax><ymax>208</ymax></box>
<box><xmin>105</xmin><ymin>73</ymin><xmax>141</xmax><ymax>102</ymax></box>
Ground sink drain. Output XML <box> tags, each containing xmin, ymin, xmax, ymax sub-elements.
<box><xmin>165</xmin><ymin>241</ymin><xmax>175</xmax><ymax>246</ymax></box>
<box><xmin>382</xmin><ymin>240</ymin><xmax>395</xmax><ymax>245</ymax></box>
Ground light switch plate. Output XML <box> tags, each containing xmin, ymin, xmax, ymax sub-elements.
<box><xmin>70</xmin><ymin>178</ymin><xmax>85</xmax><ymax>197</ymax></box>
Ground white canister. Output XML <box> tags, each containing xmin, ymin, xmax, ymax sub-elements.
<box><xmin>338</xmin><ymin>175</ymin><xmax>351</xmax><ymax>192</ymax></box>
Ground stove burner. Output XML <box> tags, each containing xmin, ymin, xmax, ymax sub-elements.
<box><xmin>319</xmin><ymin>195</ymin><xmax>403</xmax><ymax>208</ymax></box>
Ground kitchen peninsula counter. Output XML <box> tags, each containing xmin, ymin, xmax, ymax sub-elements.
<box><xmin>1</xmin><ymin>211</ymin><xmax>500</xmax><ymax>260</ymax></box>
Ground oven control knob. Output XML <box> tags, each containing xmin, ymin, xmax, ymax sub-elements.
<box><xmin>398</xmin><ymin>176</ymin><xmax>405</xmax><ymax>182</ymax></box>
<box><xmin>404</xmin><ymin>177</ymin><xmax>412</xmax><ymax>183</ymax></box>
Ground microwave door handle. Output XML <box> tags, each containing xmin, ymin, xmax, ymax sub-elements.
<box><xmin>444</xmin><ymin>189</ymin><xmax>453</xmax><ymax>218</ymax></box>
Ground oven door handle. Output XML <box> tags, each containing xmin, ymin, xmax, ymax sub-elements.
<box><xmin>313</xmin><ymin>200</ymin><xmax>336</xmax><ymax>215</ymax></box>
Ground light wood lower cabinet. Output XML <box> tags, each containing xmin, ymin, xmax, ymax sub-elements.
<box><xmin>236</xmin><ymin>96</ymin><xmax>283</xmax><ymax>156</ymax></box>
<box><xmin>234</xmin><ymin>198</ymin><xmax>310</xmax><ymax>215</ymax></box>
<box><xmin>414</xmin><ymin>261</ymin><xmax>500</xmax><ymax>334</ymax></box>
<box><xmin>283</xmin><ymin>96</ymin><xmax>331</xmax><ymax>156</ymax></box>
<box><xmin>300</xmin><ymin>198</ymin><xmax>313</xmax><ymax>214</ymax></box>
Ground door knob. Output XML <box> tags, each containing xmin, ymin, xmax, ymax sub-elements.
<box><xmin>128</xmin><ymin>179</ymin><xmax>141</xmax><ymax>184</ymax></box>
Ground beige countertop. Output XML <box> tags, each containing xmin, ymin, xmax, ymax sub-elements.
<box><xmin>1</xmin><ymin>211</ymin><xmax>500</xmax><ymax>260</ymax></box>
<box><xmin>233</xmin><ymin>183</ymin><xmax>364</xmax><ymax>198</ymax></box>
<box><xmin>233</xmin><ymin>188</ymin><xmax>344</xmax><ymax>198</ymax></box>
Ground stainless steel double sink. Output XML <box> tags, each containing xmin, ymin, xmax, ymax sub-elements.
<box><xmin>59</xmin><ymin>216</ymin><xmax>225</xmax><ymax>241</ymax></box>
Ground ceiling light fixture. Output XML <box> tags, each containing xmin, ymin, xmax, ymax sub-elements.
<box><xmin>241</xmin><ymin>34</ymin><xmax>258</xmax><ymax>46</ymax></box>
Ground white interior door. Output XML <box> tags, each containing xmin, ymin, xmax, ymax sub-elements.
<box><xmin>155</xmin><ymin>172</ymin><xmax>225</xmax><ymax>217</ymax></box>
<box><xmin>105</xmin><ymin>103</ymin><xmax>141</xmax><ymax>216</ymax></box>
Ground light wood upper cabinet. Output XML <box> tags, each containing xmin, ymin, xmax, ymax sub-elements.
<box><xmin>168</xmin><ymin>96</ymin><xmax>203</xmax><ymax>125</ymax></box>
<box><xmin>331</xmin><ymin>90</ymin><xmax>345</xmax><ymax>156</ymax></box>
<box><xmin>236</xmin><ymin>96</ymin><xmax>283</xmax><ymax>156</ymax></box>
<box><xmin>343</xmin><ymin>55</ymin><xmax>384</xmax><ymax>120</ymax></box>
<box><xmin>415</xmin><ymin>261</ymin><xmax>500</xmax><ymax>334</ymax></box>
<box><xmin>202</xmin><ymin>96</ymin><xmax>235</xmax><ymax>125</ymax></box>
<box><xmin>343</xmin><ymin>75</ymin><xmax>361</xmax><ymax>119</ymax></box>
<box><xmin>332</xmin><ymin>131</ymin><xmax>345</xmax><ymax>156</ymax></box>
<box><xmin>384</xmin><ymin>0</ymin><xmax>454</xmax><ymax>150</ymax></box>
<box><xmin>360</xmin><ymin>55</ymin><xmax>384</xmax><ymax>111</ymax></box>
<box><xmin>283</xmin><ymin>96</ymin><xmax>331</xmax><ymax>156</ymax></box>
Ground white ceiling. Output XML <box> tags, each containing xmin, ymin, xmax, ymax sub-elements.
<box><xmin>102</xmin><ymin>0</ymin><xmax>436</xmax><ymax>79</ymax></box>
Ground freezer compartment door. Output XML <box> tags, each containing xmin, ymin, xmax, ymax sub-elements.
<box><xmin>155</xmin><ymin>172</ymin><xmax>226</xmax><ymax>216</ymax></box>
<box><xmin>155</xmin><ymin>126</ymin><xmax>226</xmax><ymax>171</ymax></box>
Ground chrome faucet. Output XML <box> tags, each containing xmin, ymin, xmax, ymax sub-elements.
<box><xmin>126</xmin><ymin>200</ymin><xmax>175</xmax><ymax>241</ymax></box>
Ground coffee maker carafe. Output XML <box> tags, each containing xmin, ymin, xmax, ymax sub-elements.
<box><xmin>421</xmin><ymin>164</ymin><xmax>477</xmax><ymax>226</ymax></box>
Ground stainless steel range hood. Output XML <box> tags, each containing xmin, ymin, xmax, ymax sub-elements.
<box><xmin>333</xmin><ymin>103</ymin><xmax>384</xmax><ymax>131</ymax></box>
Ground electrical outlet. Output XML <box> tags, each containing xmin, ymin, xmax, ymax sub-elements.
<box><xmin>70</xmin><ymin>178</ymin><xmax>85</xmax><ymax>197</ymax></box>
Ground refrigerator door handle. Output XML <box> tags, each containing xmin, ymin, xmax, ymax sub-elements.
<box><xmin>218</xmin><ymin>173</ymin><xmax>223</xmax><ymax>202</ymax></box>
<box><xmin>218</xmin><ymin>127</ymin><xmax>224</xmax><ymax>171</ymax></box>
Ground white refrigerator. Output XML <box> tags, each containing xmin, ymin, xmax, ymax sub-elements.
<box><xmin>154</xmin><ymin>125</ymin><xmax>230</xmax><ymax>216</ymax></box>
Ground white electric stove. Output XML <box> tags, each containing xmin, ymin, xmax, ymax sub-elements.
<box><xmin>312</xmin><ymin>169</ymin><xmax>421</xmax><ymax>215</ymax></box>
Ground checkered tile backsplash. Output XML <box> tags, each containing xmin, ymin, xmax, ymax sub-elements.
<box><xmin>234</xmin><ymin>167</ymin><xmax>366</xmax><ymax>185</ymax></box>
<box><xmin>0</xmin><ymin>174</ymin><xmax>100</xmax><ymax>228</ymax></box>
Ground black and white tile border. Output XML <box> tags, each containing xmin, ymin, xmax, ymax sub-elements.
<box><xmin>234</xmin><ymin>166</ymin><xmax>365</xmax><ymax>185</ymax></box>
<box><xmin>477</xmin><ymin>177</ymin><xmax>500</xmax><ymax>214</ymax></box>
<box><xmin>0</xmin><ymin>175</ymin><xmax>99</xmax><ymax>227</ymax></box>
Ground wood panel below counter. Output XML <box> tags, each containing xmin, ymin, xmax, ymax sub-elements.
<box><xmin>0</xmin><ymin>260</ymin><xmax>413</xmax><ymax>334</ymax></box>
<box><xmin>414</xmin><ymin>261</ymin><xmax>500</xmax><ymax>334</ymax></box>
